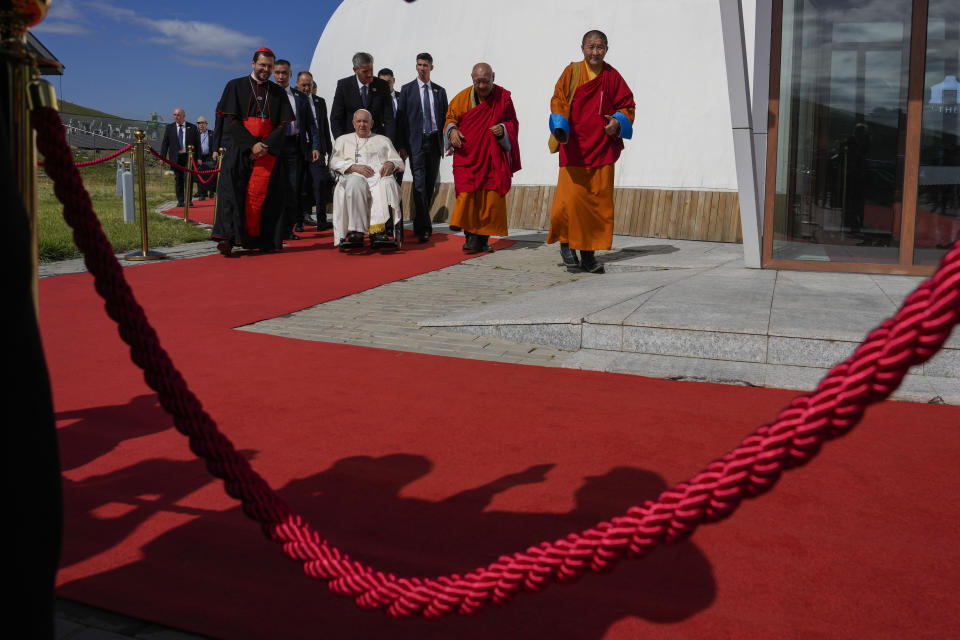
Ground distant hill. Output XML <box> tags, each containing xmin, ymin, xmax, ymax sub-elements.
<box><xmin>58</xmin><ymin>100</ymin><xmax>123</xmax><ymax>119</ymax></box>
<box><xmin>57</xmin><ymin>100</ymin><xmax>166</xmax><ymax>150</ymax></box>
<box><xmin>58</xmin><ymin>100</ymin><xmax>165</xmax><ymax>125</ymax></box>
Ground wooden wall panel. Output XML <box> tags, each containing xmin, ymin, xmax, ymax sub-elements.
<box><xmin>403</xmin><ymin>183</ymin><xmax>742</xmax><ymax>242</ymax></box>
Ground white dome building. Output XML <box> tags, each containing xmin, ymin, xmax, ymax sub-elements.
<box><xmin>311</xmin><ymin>0</ymin><xmax>763</xmax><ymax>254</ymax></box>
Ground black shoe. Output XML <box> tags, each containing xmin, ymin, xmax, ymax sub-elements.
<box><xmin>462</xmin><ymin>232</ymin><xmax>479</xmax><ymax>253</ymax></box>
<box><xmin>476</xmin><ymin>235</ymin><xmax>493</xmax><ymax>253</ymax></box>
<box><xmin>302</xmin><ymin>216</ymin><xmax>317</xmax><ymax>227</ymax></box>
<box><xmin>216</xmin><ymin>240</ymin><xmax>233</xmax><ymax>257</ymax></box>
<box><xmin>370</xmin><ymin>231</ymin><xmax>397</xmax><ymax>249</ymax></box>
<box><xmin>579</xmin><ymin>250</ymin><xmax>605</xmax><ymax>274</ymax></box>
<box><xmin>417</xmin><ymin>231</ymin><xmax>431</xmax><ymax>243</ymax></box>
<box><xmin>176</xmin><ymin>201</ymin><xmax>185</xmax><ymax>207</ymax></box>
<box><xmin>339</xmin><ymin>231</ymin><xmax>365</xmax><ymax>251</ymax></box>
<box><xmin>560</xmin><ymin>243</ymin><xmax>580</xmax><ymax>269</ymax></box>
<box><xmin>286</xmin><ymin>233</ymin><xmax>301</xmax><ymax>241</ymax></box>
<box><xmin>294</xmin><ymin>223</ymin><xmax>304</xmax><ymax>233</ymax></box>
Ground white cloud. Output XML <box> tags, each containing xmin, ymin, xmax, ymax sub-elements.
<box><xmin>32</xmin><ymin>0</ymin><xmax>92</xmax><ymax>35</ymax></box>
<box><xmin>89</xmin><ymin>1</ymin><xmax>261</xmax><ymax>61</ymax></box>
<box><xmin>45</xmin><ymin>0</ymin><xmax>87</xmax><ymax>21</ymax></box>
<box><xmin>144</xmin><ymin>21</ymin><xmax>261</xmax><ymax>58</ymax></box>
<box><xmin>170</xmin><ymin>54</ymin><xmax>243</xmax><ymax>71</ymax></box>
<box><xmin>32</xmin><ymin>22</ymin><xmax>93</xmax><ymax>35</ymax></box>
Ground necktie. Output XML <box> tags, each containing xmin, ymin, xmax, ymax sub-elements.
<box><xmin>422</xmin><ymin>84</ymin><xmax>431</xmax><ymax>135</ymax></box>
<box><xmin>361</xmin><ymin>84</ymin><xmax>368</xmax><ymax>108</ymax></box>
<box><xmin>178</xmin><ymin>125</ymin><xmax>184</xmax><ymax>151</ymax></box>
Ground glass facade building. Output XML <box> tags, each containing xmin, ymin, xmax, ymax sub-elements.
<box><xmin>764</xmin><ymin>0</ymin><xmax>960</xmax><ymax>274</ymax></box>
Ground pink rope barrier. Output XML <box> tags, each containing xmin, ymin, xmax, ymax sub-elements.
<box><xmin>37</xmin><ymin>144</ymin><xmax>133</xmax><ymax>168</ymax></box>
<box><xmin>190</xmin><ymin>157</ymin><xmax>216</xmax><ymax>185</ymax></box>
<box><xmin>147</xmin><ymin>145</ymin><xmax>219</xmax><ymax>175</ymax></box>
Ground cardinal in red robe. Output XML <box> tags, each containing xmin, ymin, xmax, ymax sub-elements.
<box><xmin>211</xmin><ymin>47</ymin><xmax>295</xmax><ymax>256</ymax></box>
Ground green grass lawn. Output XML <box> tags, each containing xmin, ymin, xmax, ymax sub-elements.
<box><xmin>37</xmin><ymin>153</ymin><xmax>212</xmax><ymax>262</ymax></box>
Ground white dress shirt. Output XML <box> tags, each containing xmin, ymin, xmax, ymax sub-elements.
<box><xmin>284</xmin><ymin>86</ymin><xmax>300</xmax><ymax>135</ymax></box>
<box><xmin>417</xmin><ymin>79</ymin><xmax>437</xmax><ymax>134</ymax></box>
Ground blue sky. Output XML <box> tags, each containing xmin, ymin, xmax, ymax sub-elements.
<box><xmin>32</xmin><ymin>0</ymin><xmax>343</xmax><ymax>123</ymax></box>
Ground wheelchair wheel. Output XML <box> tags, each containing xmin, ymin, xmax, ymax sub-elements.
<box><xmin>393</xmin><ymin>211</ymin><xmax>404</xmax><ymax>249</ymax></box>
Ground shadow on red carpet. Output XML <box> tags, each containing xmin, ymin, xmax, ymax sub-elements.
<box><xmin>42</xmin><ymin>223</ymin><xmax>960</xmax><ymax>639</ymax></box>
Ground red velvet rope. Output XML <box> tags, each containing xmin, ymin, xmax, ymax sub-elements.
<box><xmin>37</xmin><ymin>144</ymin><xmax>133</xmax><ymax>168</ymax></box>
<box><xmin>32</xmin><ymin>105</ymin><xmax>960</xmax><ymax>619</ymax></box>
<box><xmin>147</xmin><ymin>145</ymin><xmax>219</xmax><ymax>175</ymax></box>
<box><xmin>190</xmin><ymin>156</ymin><xmax>216</xmax><ymax>185</ymax></box>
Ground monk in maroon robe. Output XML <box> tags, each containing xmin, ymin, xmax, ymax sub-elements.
<box><xmin>444</xmin><ymin>63</ymin><xmax>521</xmax><ymax>253</ymax></box>
<box><xmin>547</xmin><ymin>30</ymin><xmax>635</xmax><ymax>274</ymax></box>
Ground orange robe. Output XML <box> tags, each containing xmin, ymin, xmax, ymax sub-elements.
<box><xmin>547</xmin><ymin>61</ymin><xmax>635</xmax><ymax>251</ymax></box>
<box><xmin>444</xmin><ymin>85</ymin><xmax>521</xmax><ymax>237</ymax></box>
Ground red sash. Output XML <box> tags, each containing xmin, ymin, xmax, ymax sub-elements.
<box><xmin>560</xmin><ymin>66</ymin><xmax>633</xmax><ymax>168</ymax></box>
<box><xmin>243</xmin><ymin>117</ymin><xmax>277</xmax><ymax>237</ymax></box>
<box><xmin>452</xmin><ymin>86</ymin><xmax>521</xmax><ymax>196</ymax></box>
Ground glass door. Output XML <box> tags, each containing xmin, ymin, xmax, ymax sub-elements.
<box><xmin>768</xmin><ymin>0</ymin><xmax>914</xmax><ymax>267</ymax></box>
<box><xmin>913</xmin><ymin>0</ymin><xmax>960</xmax><ymax>265</ymax></box>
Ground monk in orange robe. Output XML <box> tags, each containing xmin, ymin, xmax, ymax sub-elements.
<box><xmin>444</xmin><ymin>62</ymin><xmax>521</xmax><ymax>253</ymax></box>
<box><xmin>546</xmin><ymin>30</ymin><xmax>635</xmax><ymax>273</ymax></box>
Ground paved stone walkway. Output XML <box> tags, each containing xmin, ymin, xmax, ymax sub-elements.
<box><xmin>56</xmin><ymin>599</ymin><xmax>208</xmax><ymax>639</ymax></box>
<box><xmin>39</xmin><ymin>240</ymin><xmax>218</xmax><ymax>279</ymax></box>
<box><xmin>243</xmin><ymin>238</ymin><xmax>586</xmax><ymax>366</ymax></box>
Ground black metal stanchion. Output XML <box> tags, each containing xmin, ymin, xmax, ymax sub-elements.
<box><xmin>125</xmin><ymin>130</ymin><xmax>166</xmax><ymax>261</ymax></box>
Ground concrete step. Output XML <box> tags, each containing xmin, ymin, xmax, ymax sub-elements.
<box><xmin>439</xmin><ymin>320</ymin><xmax>958</xmax><ymax>379</ymax></box>
<box><xmin>420</xmin><ymin>251</ymin><xmax>960</xmax><ymax>402</ymax></box>
<box><xmin>562</xmin><ymin>350</ymin><xmax>960</xmax><ymax>404</ymax></box>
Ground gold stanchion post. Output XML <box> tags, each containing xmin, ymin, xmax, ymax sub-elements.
<box><xmin>125</xmin><ymin>130</ymin><xmax>166</xmax><ymax>261</ymax></box>
<box><xmin>211</xmin><ymin>146</ymin><xmax>224</xmax><ymax>230</ymax></box>
<box><xmin>182</xmin><ymin>144</ymin><xmax>198</xmax><ymax>224</ymax></box>
<box><xmin>3</xmin><ymin>0</ymin><xmax>54</xmax><ymax>315</ymax></box>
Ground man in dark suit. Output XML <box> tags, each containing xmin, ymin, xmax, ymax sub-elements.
<box><xmin>397</xmin><ymin>53</ymin><xmax>449</xmax><ymax>242</ymax></box>
<box><xmin>273</xmin><ymin>59</ymin><xmax>320</xmax><ymax>238</ymax></box>
<box><xmin>378</xmin><ymin>67</ymin><xmax>401</xmax><ymax>120</ymax></box>
<box><xmin>378</xmin><ymin>67</ymin><xmax>404</xmax><ymax>188</ymax></box>
<box><xmin>159</xmin><ymin>107</ymin><xmax>201</xmax><ymax>206</ymax></box>
<box><xmin>194</xmin><ymin>116</ymin><xmax>217</xmax><ymax>199</ymax></box>
<box><xmin>330</xmin><ymin>52</ymin><xmax>396</xmax><ymax>147</ymax></box>
<box><xmin>297</xmin><ymin>72</ymin><xmax>334</xmax><ymax>230</ymax></box>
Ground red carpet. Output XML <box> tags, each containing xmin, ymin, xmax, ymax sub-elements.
<box><xmin>44</xmin><ymin>228</ymin><xmax>959</xmax><ymax>639</ymax></box>
<box><xmin>165</xmin><ymin>198</ymin><xmax>216</xmax><ymax>225</ymax></box>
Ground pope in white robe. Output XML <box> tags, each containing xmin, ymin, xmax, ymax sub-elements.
<box><xmin>329</xmin><ymin>109</ymin><xmax>404</xmax><ymax>245</ymax></box>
